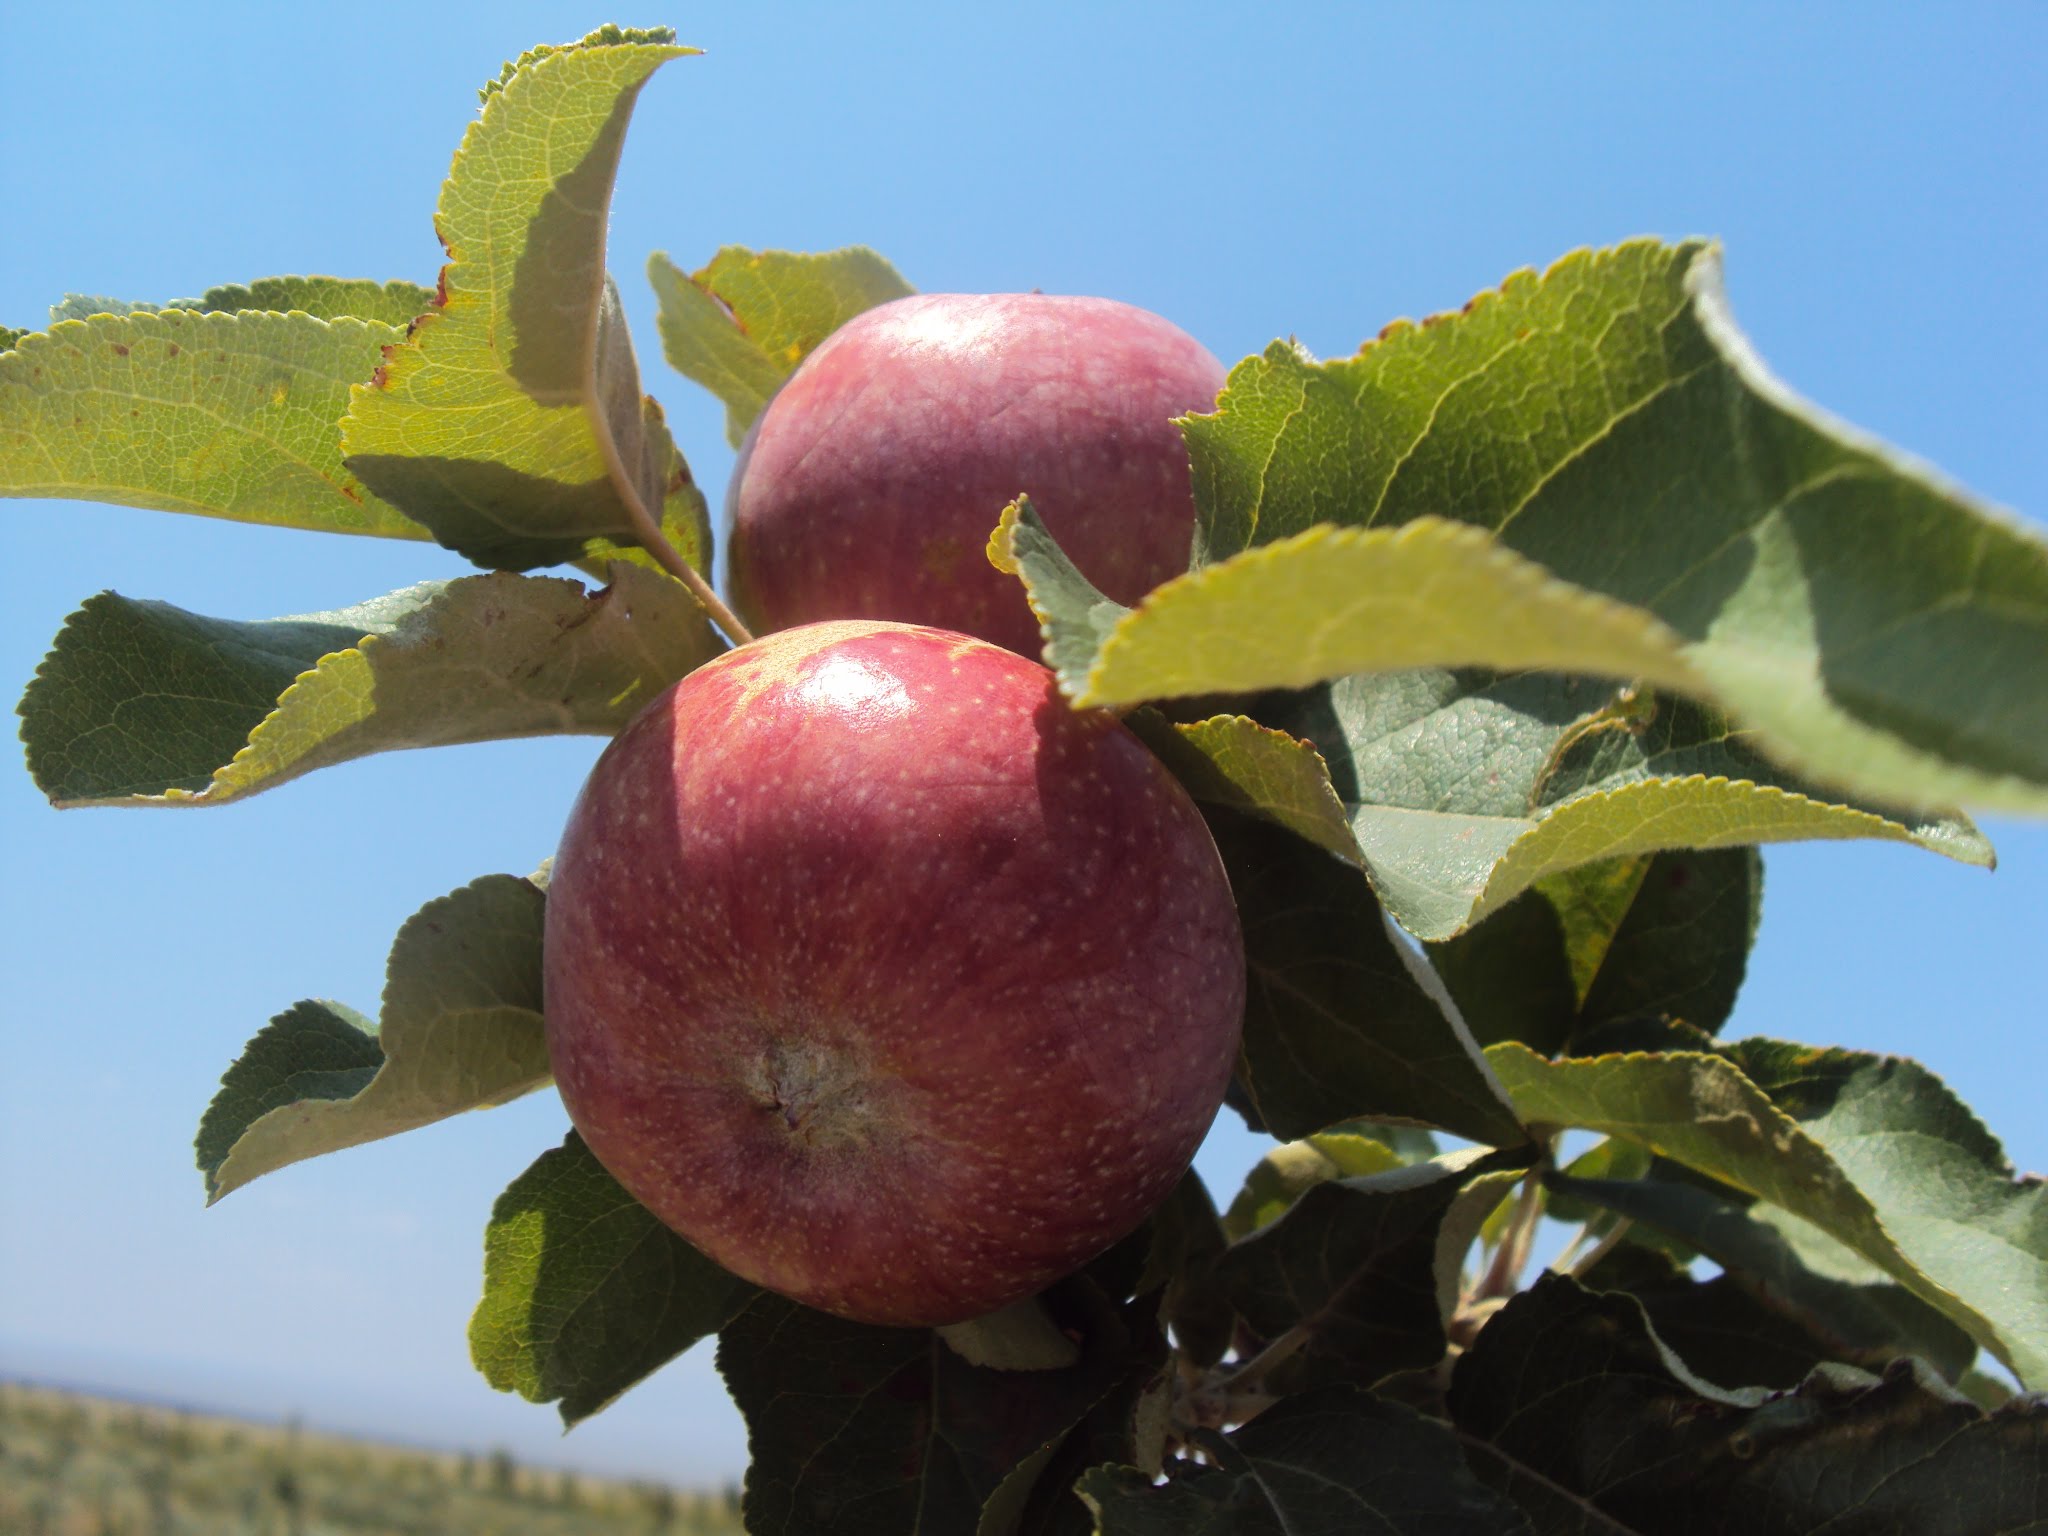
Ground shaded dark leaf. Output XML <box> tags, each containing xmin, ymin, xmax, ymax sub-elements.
<box><xmin>1214</xmin><ymin>813</ymin><xmax>1526</xmax><ymax>1148</ymax></box>
<box><xmin>470</xmin><ymin>1133</ymin><xmax>752</xmax><ymax>1425</ymax></box>
<box><xmin>1080</xmin><ymin>1386</ymin><xmax>1532</xmax><ymax>1535</ymax></box>
<box><xmin>1213</xmin><ymin>1149</ymin><xmax>1530</xmax><ymax>1391</ymax></box>
<box><xmin>1450</xmin><ymin>1274</ymin><xmax>2048</xmax><ymax>1535</ymax></box>
<box><xmin>1552</xmin><ymin>1169</ymin><xmax>1977</xmax><ymax>1381</ymax></box>
<box><xmin>720</xmin><ymin>1276</ymin><xmax>1145</xmax><ymax>1536</ymax></box>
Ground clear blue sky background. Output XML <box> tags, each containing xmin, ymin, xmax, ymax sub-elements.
<box><xmin>2</xmin><ymin>1</ymin><xmax>2042</xmax><ymax>1487</ymax></box>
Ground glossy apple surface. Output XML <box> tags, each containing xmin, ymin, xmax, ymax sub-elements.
<box><xmin>543</xmin><ymin>620</ymin><xmax>1245</xmax><ymax>1326</ymax></box>
<box><xmin>726</xmin><ymin>292</ymin><xmax>1227</xmax><ymax>655</ymax></box>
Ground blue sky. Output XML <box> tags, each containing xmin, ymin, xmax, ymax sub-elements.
<box><xmin>2</xmin><ymin>1</ymin><xmax>2043</xmax><ymax>1485</ymax></box>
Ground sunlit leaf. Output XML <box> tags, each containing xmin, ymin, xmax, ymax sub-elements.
<box><xmin>1127</xmin><ymin>710</ymin><xmax>1357</xmax><ymax>868</ymax></box>
<box><xmin>50</xmin><ymin>276</ymin><xmax>435</xmax><ymax>327</ymax></box>
<box><xmin>1006</xmin><ymin>241</ymin><xmax>2048</xmax><ymax>817</ymax></box>
<box><xmin>341</xmin><ymin>28</ymin><xmax>711</xmax><ymax>575</ymax></box>
<box><xmin>650</xmin><ymin>244</ymin><xmax>913</xmax><ymax>445</ymax></box>
<box><xmin>0</xmin><ymin>309</ymin><xmax>423</xmax><ymax>539</ymax></box>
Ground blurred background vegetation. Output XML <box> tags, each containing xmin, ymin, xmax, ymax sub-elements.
<box><xmin>0</xmin><ymin>1382</ymin><xmax>743</xmax><ymax>1536</ymax></box>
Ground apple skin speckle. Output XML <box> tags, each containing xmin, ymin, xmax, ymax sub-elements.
<box><xmin>544</xmin><ymin>620</ymin><xmax>1245</xmax><ymax>1326</ymax></box>
<box><xmin>726</xmin><ymin>293</ymin><xmax>1227</xmax><ymax>655</ymax></box>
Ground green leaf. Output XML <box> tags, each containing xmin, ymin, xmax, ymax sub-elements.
<box><xmin>1017</xmin><ymin>241</ymin><xmax>2048</xmax><ymax>817</ymax></box>
<box><xmin>1221</xmin><ymin>1133</ymin><xmax>1405</xmax><ymax>1242</ymax></box>
<box><xmin>1215</xmin><ymin>814</ymin><xmax>1528</xmax><ymax>1148</ymax></box>
<box><xmin>195</xmin><ymin>874</ymin><xmax>550</xmax><ymax>1201</ymax></box>
<box><xmin>1125</xmin><ymin>710</ymin><xmax>1358</xmax><ymax>869</ymax></box>
<box><xmin>1449</xmin><ymin>1274</ymin><xmax>2048</xmax><ymax>1536</ymax></box>
<box><xmin>1264</xmin><ymin>668</ymin><xmax>1983</xmax><ymax>941</ymax></box>
<box><xmin>1489</xmin><ymin>1038</ymin><xmax>2048</xmax><ymax>1386</ymax></box>
<box><xmin>0</xmin><ymin>326</ymin><xmax>26</xmax><ymax>351</ymax></box>
<box><xmin>719</xmin><ymin>1280</ymin><xmax>1143</xmax><ymax>1536</ymax></box>
<box><xmin>470</xmin><ymin>1132</ymin><xmax>754</xmax><ymax>1426</ymax></box>
<box><xmin>1079</xmin><ymin>1386</ymin><xmax>1533</xmax><ymax>1535</ymax></box>
<box><xmin>1431</xmin><ymin>848</ymin><xmax>1762</xmax><ymax>1051</ymax></box>
<box><xmin>0</xmin><ymin>309</ymin><xmax>425</xmax><ymax>540</ymax></box>
<box><xmin>478</xmin><ymin>24</ymin><xmax>681</xmax><ymax>98</ymax></box>
<box><xmin>19</xmin><ymin>565</ymin><xmax>717</xmax><ymax>806</ymax></box>
<box><xmin>989</xmin><ymin>496</ymin><xmax>1140</xmax><ymax>685</ymax></box>
<box><xmin>340</xmin><ymin>29</ymin><xmax>711</xmax><ymax>575</ymax></box>
<box><xmin>1554</xmin><ymin>1171</ymin><xmax>1977</xmax><ymax>1381</ymax></box>
<box><xmin>1212</xmin><ymin>1149</ymin><xmax>1529</xmax><ymax>1392</ymax></box>
<box><xmin>649</xmin><ymin>245</ymin><xmax>914</xmax><ymax>446</ymax></box>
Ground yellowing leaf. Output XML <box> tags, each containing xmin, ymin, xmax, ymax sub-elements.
<box><xmin>650</xmin><ymin>245</ymin><xmax>914</xmax><ymax>446</ymax></box>
<box><xmin>0</xmin><ymin>310</ymin><xmax>423</xmax><ymax>539</ymax></box>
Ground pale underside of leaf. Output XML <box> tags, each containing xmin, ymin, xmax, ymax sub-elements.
<box><xmin>1140</xmin><ymin>671</ymin><xmax>1981</xmax><ymax>941</ymax></box>
<box><xmin>201</xmin><ymin>876</ymin><xmax>550</xmax><ymax>1202</ymax></box>
<box><xmin>21</xmin><ymin>566</ymin><xmax>718</xmax><ymax>808</ymax></box>
<box><xmin>1358</xmin><ymin>770</ymin><xmax>1982</xmax><ymax>940</ymax></box>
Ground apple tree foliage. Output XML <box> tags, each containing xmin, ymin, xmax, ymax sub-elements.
<box><xmin>9</xmin><ymin>26</ymin><xmax>2048</xmax><ymax>1535</ymax></box>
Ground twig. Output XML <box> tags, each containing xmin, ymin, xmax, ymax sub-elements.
<box><xmin>1564</xmin><ymin>1218</ymin><xmax>1633</xmax><ymax>1280</ymax></box>
<box><xmin>1471</xmin><ymin>1166</ymin><xmax>1546</xmax><ymax>1303</ymax></box>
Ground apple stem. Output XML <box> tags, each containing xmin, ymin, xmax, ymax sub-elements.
<box><xmin>599</xmin><ymin>434</ymin><xmax>756</xmax><ymax>648</ymax></box>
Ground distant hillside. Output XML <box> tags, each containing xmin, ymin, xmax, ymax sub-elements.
<box><xmin>0</xmin><ymin>1380</ymin><xmax>743</xmax><ymax>1535</ymax></box>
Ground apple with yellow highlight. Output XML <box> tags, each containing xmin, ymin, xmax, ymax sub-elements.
<box><xmin>542</xmin><ymin>619</ymin><xmax>1246</xmax><ymax>1325</ymax></box>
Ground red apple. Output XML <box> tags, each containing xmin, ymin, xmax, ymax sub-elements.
<box><xmin>726</xmin><ymin>292</ymin><xmax>1227</xmax><ymax>655</ymax></box>
<box><xmin>543</xmin><ymin>620</ymin><xmax>1245</xmax><ymax>1326</ymax></box>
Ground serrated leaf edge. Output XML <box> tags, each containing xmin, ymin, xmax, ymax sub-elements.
<box><xmin>1454</xmin><ymin>771</ymin><xmax>1991</xmax><ymax>935</ymax></box>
